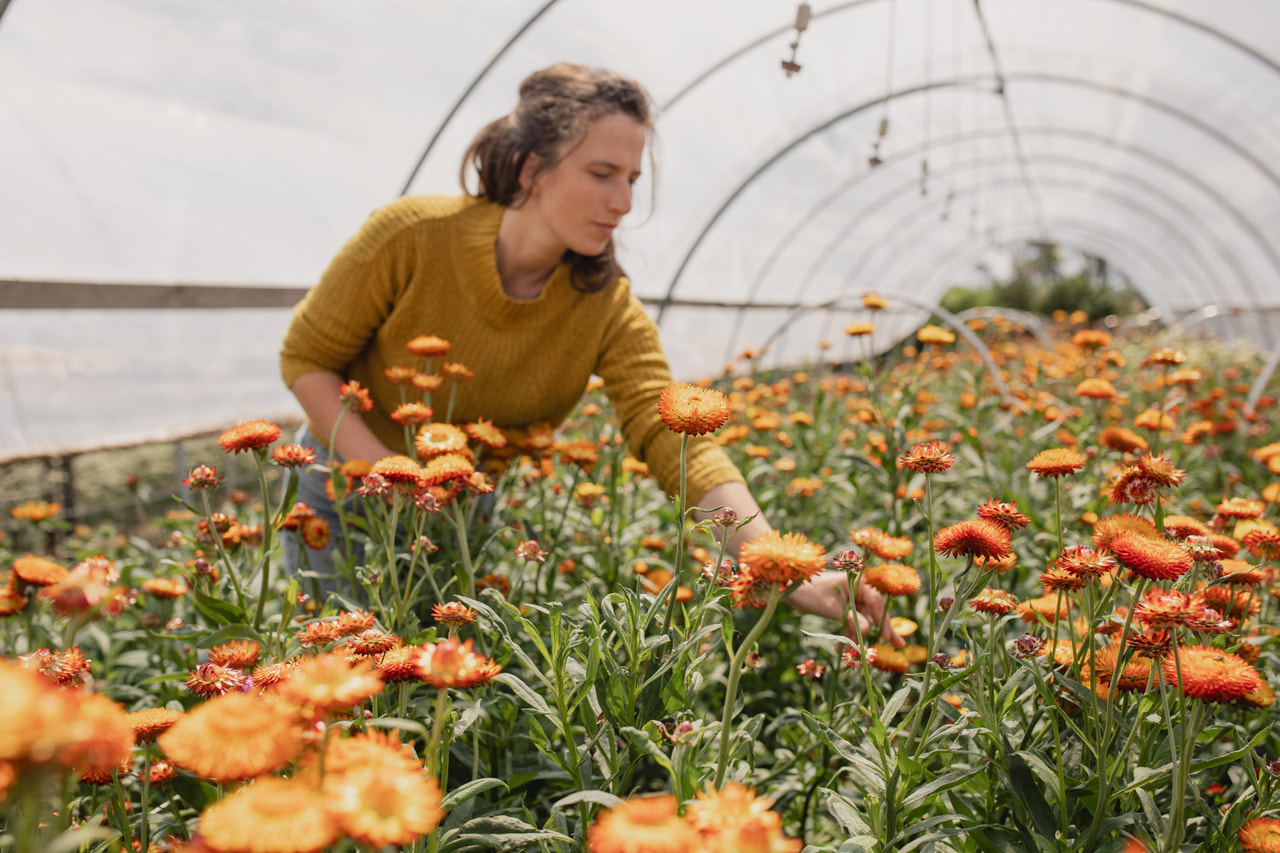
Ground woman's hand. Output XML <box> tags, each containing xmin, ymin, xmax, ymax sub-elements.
<box><xmin>786</xmin><ymin>571</ymin><xmax>905</xmax><ymax>648</ymax></box>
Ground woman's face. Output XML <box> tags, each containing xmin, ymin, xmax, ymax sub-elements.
<box><xmin>523</xmin><ymin>113</ymin><xmax>646</xmax><ymax>257</ymax></box>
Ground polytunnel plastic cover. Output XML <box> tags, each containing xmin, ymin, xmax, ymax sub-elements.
<box><xmin>3</xmin><ymin>0</ymin><xmax>1280</xmax><ymax>460</ymax></box>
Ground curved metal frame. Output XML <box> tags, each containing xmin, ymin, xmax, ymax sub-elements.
<box><xmin>741</xmin><ymin>125</ymin><xmax>1280</xmax><ymax>308</ymax></box>
<box><xmin>758</xmin><ymin>216</ymin><xmax>1187</xmax><ymax>365</ymax></box>
<box><xmin>654</xmin><ymin>70</ymin><xmax>1280</xmax><ymax>326</ymax></box>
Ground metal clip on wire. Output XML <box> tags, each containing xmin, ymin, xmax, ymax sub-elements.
<box><xmin>781</xmin><ymin>3</ymin><xmax>811</xmax><ymax>76</ymax></box>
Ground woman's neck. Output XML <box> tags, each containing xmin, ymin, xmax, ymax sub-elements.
<box><xmin>496</xmin><ymin>206</ymin><xmax>564</xmax><ymax>300</ymax></box>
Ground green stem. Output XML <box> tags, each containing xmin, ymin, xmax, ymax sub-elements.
<box><xmin>662</xmin><ymin>434</ymin><xmax>691</xmax><ymax>638</ymax></box>
<box><xmin>252</xmin><ymin>455</ymin><xmax>276</xmax><ymax>630</ymax></box>
<box><xmin>714</xmin><ymin>587</ymin><xmax>783</xmax><ymax>788</ymax></box>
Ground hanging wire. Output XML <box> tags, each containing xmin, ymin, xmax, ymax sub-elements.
<box><xmin>920</xmin><ymin>0</ymin><xmax>934</xmax><ymax>196</ymax></box>
<box><xmin>970</xmin><ymin>0</ymin><xmax>1048</xmax><ymax>236</ymax></box>
<box><xmin>869</xmin><ymin>0</ymin><xmax>898</xmax><ymax>166</ymax></box>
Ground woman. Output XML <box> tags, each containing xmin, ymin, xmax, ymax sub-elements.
<box><xmin>279</xmin><ymin>63</ymin><xmax>899</xmax><ymax>646</ymax></box>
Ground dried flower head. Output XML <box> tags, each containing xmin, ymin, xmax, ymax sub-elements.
<box><xmin>934</xmin><ymin>519</ymin><xmax>1013</xmax><ymax>561</ymax></box>
<box><xmin>588</xmin><ymin>794</ymin><xmax>699</xmax><ymax>853</ymax></box>
<box><xmin>431</xmin><ymin>601</ymin><xmax>477</xmax><ymax>628</ymax></box>
<box><xmin>465</xmin><ymin>419</ymin><xmax>508</xmax><ymax>448</ymax></box>
<box><xmin>183</xmin><ymin>465</ymin><xmax>224</xmax><ymax>491</ymax></box>
<box><xmin>1026</xmin><ymin>448</ymin><xmax>1087</xmax><ymax>478</ymax></box>
<box><xmin>218</xmin><ymin>420</ymin><xmax>282</xmax><ymax>454</ymax></box>
<box><xmin>1108</xmin><ymin>532</ymin><xmax>1193</xmax><ymax>581</ymax></box>
<box><xmin>197</xmin><ymin>776</ymin><xmax>338</xmax><ymax>853</ymax></box>
<box><xmin>739</xmin><ymin>531</ymin><xmax>827</xmax><ymax>586</ymax></box>
<box><xmin>339</xmin><ymin>380</ymin><xmax>374</xmax><ymax>413</ymax></box>
<box><xmin>207</xmin><ymin>639</ymin><xmax>261</xmax><ymax>670</ymax></box>
<box><xmin>977</xmin><ymin>499</ymin><xmax>1031</xmax><ymax>532</ymax></box>
<box><xmin>406</xmin><ymin>334</ymin><xmax>451</xmax><ymax>357</ymax></box>
<box><xmin>1165</xmin><ymin>645</ymin><xmax>1262</xmax><ymax>703</ymax></box>
<box><xmin>415</xmin><ymin>423</ymin><xmax>469</xmax><ymax>459</ymax></box>
<box><xmin>898</xmin><ymin>441</ymin><xmax>955</xmax><ymax>474</ymax></box>
<box><xmin>159</xmin><ymin>692</ymin><xmax>302</xmax><ymax>781</ymax></box>
<box><xmin>390</xmin><ymin>402</ymin><xmax>433</xmax><ymax>426</ymax></box>
<box><xmin>416</xmin><ymin>638</ymin><xmax>501</xmax><ymax>689</ymax></box>
<box><xmin>270</xmin><ymin>444</ymin><xmax>317</xmax><ymax>469</ymax></box>
<box><xmin>916</xmin><ymin>324</ymin><xmax>956</xmax><ymax>345</ymax></box>
<box><xmin>862</xmin><ymin>563</ymin><xmax>921</xmax><ymax>596</ymax></box>
<box><xmin>657</xmin><ymin>383</ymin><xmax>732</xmax><ymax>436</ymax></box>
<box><xmin>969</xmin><ymin>587</ymin><xmax>1018</xmax><ymax>615</ymax></box>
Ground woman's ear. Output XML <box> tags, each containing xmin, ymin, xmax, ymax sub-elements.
<box><xmin>518</xmin><ymin>152</ymin><xmax>542</xmax><ymax>193</ymax></box>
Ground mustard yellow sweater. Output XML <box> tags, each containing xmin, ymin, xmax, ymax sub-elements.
<box><xmin>280</xmin><ymin>195</ymin><xmax>743</xmax><ymax>503</ymax></box>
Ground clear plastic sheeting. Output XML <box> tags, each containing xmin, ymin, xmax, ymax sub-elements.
<box><xmin>2</xmin><ymin>0</ymin><xmax>1279</xmax><ymax>459</ymax></box>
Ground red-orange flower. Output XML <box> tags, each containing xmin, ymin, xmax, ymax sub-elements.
<box><xmin>128</xmin><ymin>708</ymin><xmax>183</xmax><ymax>744</ymax></box>
<box><xmin>1093</xmin><ymin>513</ymin><xmax>1160</xmax><ymax>550</ymax></box>
<box><xmin>442</xmin><ymin>361</ymin><xmax>475</xmax><ymax>382</ymax></box>
<box><xmin>934</xmin><ymin>519</ymin><xmax>1013</xmax><ymax>561</ymax></box>
<box><xmin>1054</xmin><ymin>545</ymin><xmax>1118</xmax><ymax>581</ymax></box>
<box><xmin>1108</xmin><ymin>532</ymin><xmax>1192</xmax><ymax>581</ymax></box>
<box><xmin>898</xmin><ymin>441</ymin><xmax>955</xmax><ymax>473</ymax></box>
<box><xmin>976</xmin><ymin>499</ymin><xmax>1030</xmax><ymax>532</ymax></box>
<box><xmin>431</xmin><ymin>602</ymin><xmax>477</xmax><ymax>628</ymax></box>
<box><xmin>1075</xmin><ymin>378</ymin><xmax>1116</xmax><ymax>399</ymax></box>
<box><xmin>1239</xmin><ymin>817</ymin><xmax>1280</xmax><ymax>853</ymax></box>
<box><xmin>370</xmin><ymin>455</ymin><xmax>423</xmax><ymax>486</ymax></box>
<box><xmin>339</xmin><ymin>380</ymin><xmax>374</xmax><ymax>413</ymax></box>
<box><xmin>185</xmin><ymin>663</ymin><xmax>247</xmax><ymax>698</ymax></box>
<box><xmin>1072</xmin><ymin>329</ymin><xmax>1111</xmax><ymax>350</ymax></box>
<box><xmin>1026</xmin><ymin>448</ymin><xmax>1086</xmax><ymax>478</ymax></box>
<box><xmin>658</xmin><ymin>382</ymin><xmax>732</xmax><ymax>436</ymax></box>
<box><xmin>141</xmin><ymin>577</ymin><xmax>190</xmax><ymax>599</ymax></box>
<box><xmin>1133</xmin><ymin>589</ymin><xmax>1198</xmax><ymax>631</ymax></box>
<box><xmin>1098</xmin><ymin>427</ymin><xmax>1148</xmax><ymax>454</ymax></box>
<box><xmin>276</xmin><ymin>653</ymin><xmax>384</xmax><ymax>718</ymax></box>
<box><xmin>207</xmin><ymin>639</ymin><xmax>261</xmax><ymax>670</ymax></box>
<box><xmin>271</xmin><ymin>443</ymin><xmax>317</xmax><ymax>469</ymax></box>
<box><xmin>1162</xmin><ymin>515</ymin><xmax>1210</xmax><ymax>540</ymax></box>
<box><xmin>850</xmin><ymin>528</ymin><xmax>914</xmax><ymax>560</ymax></box>
<box><xmin>10</xmin><ymin>500</ymin><xmax>61</xmax><ymax>522</ymax></box>
<box><xmin>465</xmin><ymin>419</ymin><xmax>507</xmax><ymax>448</ymax></box>
<box><xmin>1243</xmin><ymin>527</ymin><xmax>1280</xmax><ymax>561</ymax></box>
<box><xmin>197</xmin><ymin>777</ymin><xmax>338</xmax><ymax>853</ymax></box>
<box><xmin>218</xmin><ymin>419</ymin><xmax>282</xmax><ymax>454</ymax></box>
<box><xmin>1018</xmin><ymin>594</ymin><xmax>1071</xmax><ymax>624</ymax></box>
<box><xmin>1164</xmin><ymin>645</ymin><xmax>1262</xmax><ymax>703</ymax></box>
<box><xmin>159</xmin><ymin>693</ymin><xmax>302</xmax><ymax>782</ymax></box>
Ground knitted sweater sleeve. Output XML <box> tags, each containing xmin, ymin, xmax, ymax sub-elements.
<box><xmin>280</xmin><ymin>207</ymin><xmax>418</xmax><ymax>389</ymax></box>
<box><xmin>595</xmin><ymin>288</ymin><xmax>744</xmax><ymax>505</ymax></box>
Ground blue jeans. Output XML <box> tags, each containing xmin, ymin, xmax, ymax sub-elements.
<box><xmin>280</xmin><ymin>424</ymin><xmax>365</xmax><ymax>604</ymax></box>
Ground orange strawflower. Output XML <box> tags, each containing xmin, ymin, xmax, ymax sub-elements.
<box><xmin>862</xmin><ymin>292</ymin><xmax>887</xmax><ymax>310</ymax></box>
<box><xmin>10</xmin><ymin>501</ymin><xmax>61</xmax><ymax>522</ymax></box>
<box><xmin>976</xmin><ymin>499</ymin><xmax>1030</xmax><ymax>533</ymax></box>
<box><xmin>333</xmin><ymin>610</ymin><xmax>377</xmax><ymax>636</ymax></box>
<box><xmin>296</xmin><ymin>619</ymin><xmax>345</xmax><ymax>647</ymax></box>
<box><xmin>1075</xmin><ymin>378</ymin><xmax>1116</xmax><ymax>399</ymax></box>
<box><xmin>1133</xmin><ymin>409</ymin><xmax>1175</xmax><ymax>432</ymax></box>
<box><xmin>1018</xmin><ymin>594</ymin><xmax>1072</xmax><ymax>624</ymax></box>
<box><xmin>1162</xmin><ymin>515</ymin><xmax>1210</xmax><ymax>540</ymax></box>
<box><xmin>1143</xmin><ymin>347</ymin><xmax>1186</xmax><ymax>366</ymax></box>
<box><xmin>339</xmin><ymin>380</ymin><xmax>374</xmax><ymax>413</ymax></box>
<box><xmin>432</xmin><ymin>602</ymin><xmax>477</xmax><ymax>628</ymax></box>
<box><xmin>1218</xmin><ymin>558</ymin><xmax>1268</xmax><ymax>586</ymax></box>
<box><xmin>370</xmin><ymin>455</ymin><xmax>423</xmax><ymax>486</ymax></box>
<box><xmin>412</xmin><ymin>373</ymin><xmax>444</xmax><ymax>392</ymax></box>
<box><xmin>862</xmin><ymin>563</ymin><xmax>921</xmax><ymax>596</ymax></box>
<box><xmin>442</xmin><ymin>361</ymin><xmax>475</xmax><ymax>382</ymax></box>
<box><xmin>346</xmin><ymin>629</ymin><xmax>401</xmax><ymax>657</ymax></box>
<box><xmin>868</xmin><ymin>643</ymin><xmax>910</xmax><ymax>673</ymax></box>
<box><xmin>218</xmin><ymin>419</ymin><xmax>282</xmax><ymax>454</ymax></box>
<box><xmin>1027</xmin><ymin>448</ymin><xmax>1087</xmax><ymax>478</ymax></box>
<box><xmin>588</xmin><ymin>794</ymin><xmax>699</xmax><ymax>853</ymax></box>
<box><xmin>1239</xmin><ymin>817</ymin><xmax>1280</xmax><ymax>853</ymax></box>
<box><xmin>1088</xmin><ymin>644</ymin><xmax>1155</xmax><ymax>693</ymax></box>
<box><xmin>1054</xmin><ymin>545</ymin><xmax>1117</xmax><ymax>581</ymax></box>
<box><xmin>384</xmin><ymin>365</ymin><xmax>417</xmax><ymax>384</ymax></box>
<box><xmin>141</xmin><ymin>577</ymin><xmax>190</xmax><ymax>599</ymax></box>
<box><xmin>685</xmin><ymin>782</ymin><xmax>802</xmax><ymax>853</ymax></box>
<box><xmin>1108</xmin><ymin>532</ymin><xmax>1192</xmax><ymax>581</ymax></box>
<box><xmin>465</xmin><ymin>419</ymin><xmax>508</xmax><ymax>448</ymax></box>
<box><xmin>850</xmin><ymin>528</ymin><xmax>914</xmax><ymax>560</ymax></box>
<box><xmin>374</xmin><ymin>645</ymin><xmax>424</xmax><ymax>683</ymax></box>
<box><xmin>271</xmin><ymin>443</ymin><xmax>317</xmax><ymax>469</ymax></box>
<box><xmin>207</xmin><ymin>639</ymin><xmax>261</xmax><ymax>670</ymax></box>
<box><xmin>420</xmin><ymin>452</ymin><xmax>475</xmax><ymax>488</ymax></box>
<box><xmin>415</xmin><ymin>423</ymin><xmax>469</xmax><ymax>458</ymax></box>
<box><xmin>406</xmin><ymin>334</ymin><xmax>450</xmax><ymax>357</ymax></box>
<box><xmin>916</xmin><ymin>324</ymin><xmax>955</xmax><ymax>345</ymax></box>
<box><xmin>12</xmin><ymin>555</ymin><xmax>68</xmax><ymax>587</ymax></box>
<box><xmin>390</xmin><ymin>402</ymin><xmax>433</xmax><ymax>426</ymax></box>
<box><xmin>1098</xmin><ymin>427</ymin><xmax>1148</xmax><ymax>454</ymax></box>
<box><xmin>657</xmin><ymin>382</ymin><xmax>732</xmax><ymax>436</ymax></box>
<box><xmin>300</xmin><ymin>516</ymin><xmax>330</xmax><ymax>550</ymax></box>
<box><xmin>844</xmin><ymin>321</ymin><xmax>875</xmax><ymax>336</ymax></box>
<box><xmin>184</xmin><ymin>663</ymin><xmax>248</xmax><ymax>698</ymax></box>
<box><xmin>1164</xmin><ymin>645</ymin><xmax>1262</xmax><ymax>703</ymax></box>
<box><xmin>1133</xmin><ymin>589</ymin><xmax>1199</xmax><ymax>630</ymax></box>
<box><xmin>1209</xmin><ymin>534</ymin><xmax>1241</xmax><ymax>557</ymax></box>
<box><xmin>898</xmin><ymin>441</ymin><xmax>955</xmax><ymax>473</ymax></box>
<box><xmin>251</xmin><ymin>658</ymin><xmax>302</xmax><ymax>690</ymax></box>
<box><xmin>19</xmin><ymin>646</ymin><xmax>91</xmax><ymax>686</ymax></box>
<box><xmin>160</xmin><ymin>693</ymin><xmax>302</xmax><ymax>781</ymax></box>
<box><xmin>128</xmin><ymin>708</ymin><xmax>183</xmax><ymax>744</ymax></box>
<box><xmin>325</xmin><ymin>760</ymin><xmax>444</xmax><ymax>848</ymax></box>
<box><xmin>1093</xmin><ymin>513</ymin><xmax>1160</xmax><ymax>550</ymax></box>
<box><xmin>969</xmin><ymin>587</ymin><xmax>1018</xmax><ymax>615</ymax></box>
<box><xmin>739</xmin><ymin>531</ymin><xmax>827</xmax><ymax>585</ymax></box>
<box><xmin>416</xmin><ymin>638</ymin><xmax>501</xmax><ymax>689</ymax></box>
<box><xmin>1243</xmin><ymin>527</ymin><xmax>1280</xmax><ymax>560</ymax></box>
<box><xmin>276</xmin><ymin>653</ymin><xmax>383</xmax><ymax>718</ymax></box>
<box><xmin>1040</xmin><ymin>567</ymin><xmax>1087</xmax><ymax>594</ymax></box>
<box><xmin>934</xmin><ymin>519</ymin><xmax>1013</xmax><ymax>561</ymax></box>
<box><xmin>1072</xmin><ymin>329</ymin><xmax>1111</xmax><ymax>350</ymax></box>
<box><xmin>198</xmin><ymin>777</ymin><xmax>338</xmax><ymax>853</ymax></box>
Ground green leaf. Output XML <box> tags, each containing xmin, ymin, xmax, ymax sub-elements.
<box><xmin>172</xmin><ymin>774</ymin><xmax>212</xmax><ymax>811</ymax></box>
<box><xmin>824</xmin><ymin>789</ymin><xmax>870</xmax><ymax>835</ymax></box>
<box><xmin>46</xmin><ymin>826</ymin><xmax>119</xmax><ymax>853</ymax></box>
<box><xmin>552</xmin><ymin>790</ymin><xmax>624</xmax><ymax>810</ymax></box>
<box><xmin>440</xmin><ymin>777</ymin><xmax>508</xmax><ymax>812</ymax></box>
<box><xmin>1135</xmin><ymin>787</ymin><xmax>1164</xmax><ymax>838</ymax></box>
<box><xmin>192</xmin><ymin>589</ymin><xmax>248</xmax><ymax>626</ymax></box>
<box><xmin>492</xmin><ymin>673</ymin><xmax>553</xmax><ymax>716</ymax></box>
<box><xmin>365</xmin><ymin>717</ymin><xmax>430</xmax><ymax>739</ymax></box>
<box><xmin>137</xmin><ymin>672</ymin><xmax>191</xmax><ymax>686</ymax></box>
<box><xmin>1006</xmin><ymin>752</ymin><xmax>1057</xmax><ymax>841</ymax></box>
<box><xmin>196</xmin><ymin>623</ymin><xmax>268</xmax><ymax>648</ymax></box>
<box><xmin>901</xmin><ymin>765</ymin><xmax>985</xmax><ymax>811</ymax></box>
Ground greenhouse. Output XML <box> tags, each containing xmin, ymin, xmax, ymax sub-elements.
<box><xmin>3</xmin><ymin>2</ymin><xmax>1280</xmax><ymax>852</ymax></box>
